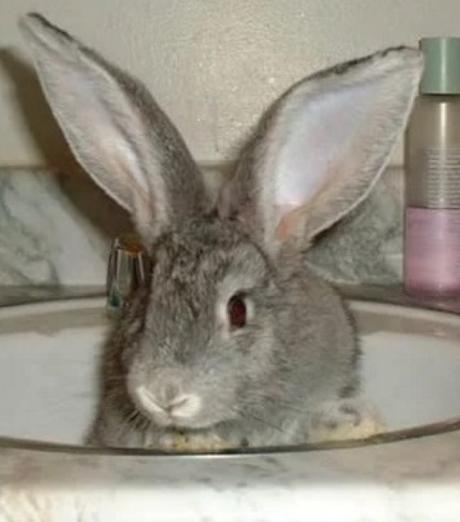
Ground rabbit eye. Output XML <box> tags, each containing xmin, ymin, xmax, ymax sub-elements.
<box><xmin>227</xmin><ymin>294</ymin><xmax>247</xmax><ymax>329</ymax></box>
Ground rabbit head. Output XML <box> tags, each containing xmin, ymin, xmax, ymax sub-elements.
<box><xmin>20</xmin><ymin>13</ymin><xmax>423</xmax><ymax>444</ymax></box>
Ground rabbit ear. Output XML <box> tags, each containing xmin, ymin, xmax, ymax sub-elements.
<box><xmin>19</xmin><ymin>13</ymin><xmax>209</xmax><ymax>246</ymax></box>
<box><xmin>221</xmin><ymin>47</ymin><xmax>423</xmax><ymax>258</ymax></box>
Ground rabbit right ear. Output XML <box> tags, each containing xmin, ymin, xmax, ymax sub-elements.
<box><xmin>221</xmin><ymin>47</ymin><xmax>423</xmax><ymax>259</ymax></box>
<box><xmin>20</xmin><ymin>13</ymin><xmax>209</xmax><ymax>246</ymax></box>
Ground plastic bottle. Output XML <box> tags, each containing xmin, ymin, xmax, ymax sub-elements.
<box><xmin>404</xmin><ymin>37</ymin><xmax>460</xmax><ymax>297</ymax></box>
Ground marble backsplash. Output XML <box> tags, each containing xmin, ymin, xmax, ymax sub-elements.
<box><xmin>0</xmin><ymin>165</ymin><xmax>404</xmax><ymax>287</ymax></box>
<box><xmin>0</xmin><ymin>167</ymin><xmax>125</xmax><ymax>285</ymax></box>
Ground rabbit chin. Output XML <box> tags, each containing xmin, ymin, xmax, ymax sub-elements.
<box><xmin>138</xmin><ymin>408</ymin><xmax>224</xmax><ymax>430</ymax></box>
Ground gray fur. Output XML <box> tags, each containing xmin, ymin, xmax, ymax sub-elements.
<box><xmin>89</xmin><ymin>217</ymin><xmax>358</xmax><ymax>448</ymax></box>
<box><xmin>305</xmin><ymin>172</ymin><xmax>403</xmax><ymax>285</ymax></box>
<box><xmin>20</xmin><ymin>13</ymin><xmax>423</xmax><ymax>449</ymax></box>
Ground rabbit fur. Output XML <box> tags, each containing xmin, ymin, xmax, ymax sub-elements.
<box><xmin>20</xmin><ymin>13</ymin><xmax>423</xmax><ymax>450</ymax></box>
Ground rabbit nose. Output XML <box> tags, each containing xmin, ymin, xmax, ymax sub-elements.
<box><xmin>135</xmin><ymin>385</ymin><xmax>202</xmax><ymax>421</ymax></box>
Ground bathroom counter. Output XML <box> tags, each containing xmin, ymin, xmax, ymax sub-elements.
<box><xmin>0</xmin><ymin>285</ymin><xmax>104</xmax><ymax>307</ymax></box>
<box><xmin>2</xmin><ymin>283</ymin><xmax>460</xmax><ymax>313</ymax></box>
<box><xmin>339</xmin><ymin>283</ymin><xmax>460</xmax><ymax>315</ymax></box>
<box><xmin>0</xmin><ymin>426</ymin><xmax>460</xmax><ymax>521</ymax></box>
<box><xmin>1</xmin><ymin>285</ymin><xmax>460</xmax><ymax>522</ymax></box>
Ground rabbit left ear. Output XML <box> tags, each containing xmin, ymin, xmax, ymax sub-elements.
<box><xmin>20</xmin><ymin>13</ymin><xmax>209</xmax><ymax>247</ymax></box>
<box><xmin>221</xmin><ymin>47</ymin><xmax>423</xmax><ymax>258</ymax></box>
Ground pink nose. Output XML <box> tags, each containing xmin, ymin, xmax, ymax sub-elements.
<box><xmin>135</xmin><ymin>385</ymin><xmax>202</xmax><ymax>424</ymax></box>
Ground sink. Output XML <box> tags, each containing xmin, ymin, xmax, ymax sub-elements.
<box><xmin>1</xmin><ymin>296</ymin><xmax>460</xmax><ymax>522</ymax></box>
<box><xmin>0</xmin><ymin>296</ymin><xmax>459</xmax><ymax>447</ymax></box>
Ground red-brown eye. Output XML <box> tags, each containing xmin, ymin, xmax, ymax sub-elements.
<box><xmin>227</xmin><ymin>295</ymin><xmax>247</xmax><ymax>329</ymax></box>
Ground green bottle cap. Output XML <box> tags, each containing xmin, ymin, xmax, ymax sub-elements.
<box><xmin>420</xmin><ymin>37</ymin><xmax>460</xmax><ymax>94</ymax></box>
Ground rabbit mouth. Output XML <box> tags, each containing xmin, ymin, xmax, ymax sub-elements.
<box><xmin>132</xmin><ymin>385</ymin><xmax>235</xmax><ymax>431</ymax></box>
<box><xmin>133</xmin><ymin>384</ymin><xmax>211</xmax><ymax>429</ymax></box>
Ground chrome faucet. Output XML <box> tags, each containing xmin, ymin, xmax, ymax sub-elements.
<box><xmin>106</xmin><ymin>234</ymin><xmax>148</xmax><ymax>312</ymax></box>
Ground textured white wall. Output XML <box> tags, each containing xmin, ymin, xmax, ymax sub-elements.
<box><xmin>1</xmin><ymin>0</ymin><xmax>460</xmax><ymax>168</ymax></box>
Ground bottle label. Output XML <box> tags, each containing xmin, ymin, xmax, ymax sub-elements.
<box><xmin>404</xmin><ymin>207</ymin><xmax>460</xmax><ymax>296</ymax></box>
<box><xmin>422</xmin><ymin>147</ymin><xmax>460</xmax><ymax>207</ymax></box>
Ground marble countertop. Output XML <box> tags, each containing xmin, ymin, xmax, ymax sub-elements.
<box><xmin>2</xmin><ymin>283</ymin><xmax>460</xmax><ymax>314</ymax></box>
<box><xmin>1</xmin><ymin>285</ymin><xmax>460</xmax><ymax>522</ymax></box>
<box><xmin>340</xmin><ymin>284</ymin><xmax>460</xmax><ymax>315</ymax></box>
<box><xmin>0</xmin><ymin>285</ymin><xmax>104</xmax><ymax>307</ymax></box>
<box><xmin>0</xmin><ymin>421</ymin><xmax>459</xmax><ymax>521</ymax></box>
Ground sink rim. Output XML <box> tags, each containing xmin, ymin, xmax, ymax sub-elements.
<box><xmin>1</xmin><ymin>416</ymin><xmax>459</xmax><ymax>458</ymax></box>
<box><xmin>1</xmin><ymin>296</ymin><xmax>459</xmax><ymax>458</ymax></box>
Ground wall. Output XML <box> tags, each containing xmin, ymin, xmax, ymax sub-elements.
<box><xmin>1</xmin><ymin>0</ymin><xmax>460</xmax><ymax>169</ymax></box>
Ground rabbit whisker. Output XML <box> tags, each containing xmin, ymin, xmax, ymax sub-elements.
<box><xmin>115</xmin><ymin>408</ymin><xmax>147</xmax><ymax>440</ymax></box>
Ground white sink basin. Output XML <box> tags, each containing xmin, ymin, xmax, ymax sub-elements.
<box><xmin>0</xmin><ymin>297</ymin><xmax>460</xmax><ymax>447</ymax></box>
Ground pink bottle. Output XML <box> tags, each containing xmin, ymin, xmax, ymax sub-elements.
<box><xmin>404</xmin><ymin>37</ymin><xmax>460</xmax><ymax>297</ymax></box>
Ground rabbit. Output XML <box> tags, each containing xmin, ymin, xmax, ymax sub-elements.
<box><xmin>19</xmin><ymin>13</ymin><xmax>423</xmax><ymax>450</ymax></box>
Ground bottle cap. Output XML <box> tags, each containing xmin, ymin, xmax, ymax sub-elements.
<box><xmin>420</xmin><ymin>37</ymin><xmax>460</xmax><ymax>94</ymax></box>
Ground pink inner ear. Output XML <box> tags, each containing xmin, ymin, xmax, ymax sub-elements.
<box><xmin>274</xmin><ymin>204</ymin><xmax>308</xmax><ymax>241</ymax></box>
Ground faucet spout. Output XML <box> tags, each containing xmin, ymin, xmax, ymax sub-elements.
<box><xmin>106</xmin><ymin>234</ymin><xmax>148</xmax><ymax>312</ymax></box>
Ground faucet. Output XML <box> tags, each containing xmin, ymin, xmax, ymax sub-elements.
<box><xmin>106</xmin><ymin>234</ymin><xmax>148</xmax><ymax>312</ymax></box>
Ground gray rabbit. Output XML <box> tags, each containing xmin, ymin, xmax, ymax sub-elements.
<box><xmin>20</xmin><ymin>13</ymin><xmax>423</xmax><ymax>450</ymax></box>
